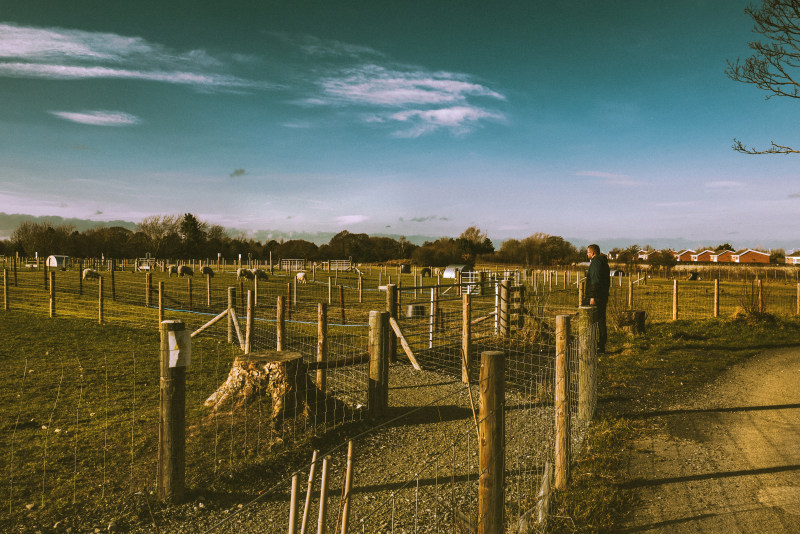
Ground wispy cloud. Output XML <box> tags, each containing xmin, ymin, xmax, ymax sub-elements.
<box><xmin>390</xmin><ymin>106</ymin><xmax>503</xmax><ymax>137</ymax></box>
<box><xmin>0</xmin><ymin>23</ymin><xmax>264</xmax><ymax>90</ymax></box>
<box><xmin>308</xmin><ymin>61</ymin><xmax>505</xmax><ymax>136</ymax></box>
<box><xmin>574</xmin><ymin>171</ymin><xmax>643</xmax><ymax>186</ymax></box>
<box><xmin>788</xmin><ymin>193</ymin><xmax>800</xmax><ymax>199</ymax></box>
<box><xmin>705</xmin><ymin>180</ymin><xmax>745</xmax><ymax>190</ymax></box>
<box><xmin>269</xmin><ymin>32</ymin><xmax>385</xmax><ymax>60</ymax></box>
<box><xmin>49</xmin><ymin>110</ymin><xmax>140</xmax><ymax>126</ymax></box>
<box><xmin>336</xmin><ymin>215</ymin><xmax>369</xmax><ymax>225</ymax></box>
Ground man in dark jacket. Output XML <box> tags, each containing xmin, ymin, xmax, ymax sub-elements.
<box><xmin>585</xmin><ymin>244</ymin><xmax>610</xmax><ymax>353</ymax></box>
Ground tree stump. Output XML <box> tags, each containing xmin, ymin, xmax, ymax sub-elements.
<box><xmin>619</xmin><ymin>310</ymin><xmax>646</xmax><ymax>335</ymax></box>
<box><xmin>204</xmin><ymin>351</ymin><xmax>313</xmax><ymax>428</ymax></box>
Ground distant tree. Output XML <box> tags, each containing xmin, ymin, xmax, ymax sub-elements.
<box><xmin>411</xmin><ymin>237</ymin><xmax>461</xmax><ymax>267</ymax></box>
<box><xmin>456</xmin><ymin>226</ymin><xmax>493</xmax><ymax>264</ymax></box>
<box><xmin>10</xmin><ymin>221</ymin><xmax>74</xmax><ymax>256</ymax></box>
<box><xmin>179</xmin><ymin>213</ymin><xmax>208</xmax><ymax>258</ymax></box>
<box><xmin>136</xmin><ymin>215</ymin><xmax>180</xmax><ymax>257</ymax></box>
<box><xmin>727</xmin><ymin>0</ymin><xmax>800</xmax><ymax>154</ymax></box>
<box><xmin>770</xmin><ymin>249</ymin><xmax>785</xmax><ymax>262</ymax></box>
<box><xmin>612</xmin><ymin>245</ymin><xmax>640</xmax><ymax>266</ymax></box>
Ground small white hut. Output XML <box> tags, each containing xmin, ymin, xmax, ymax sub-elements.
<box><xmin>46</xmin><ymin>255</ymin><xmax>71</xmax><ymax>269</ymax></box>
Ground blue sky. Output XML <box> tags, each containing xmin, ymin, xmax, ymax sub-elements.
<box><xmin>1</xmin><ymin>1</ymin><xmax>799</xmax><ymax>248</ymax></box>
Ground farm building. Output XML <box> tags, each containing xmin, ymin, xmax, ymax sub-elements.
<box><xmin>731</xmin><ymin>249</ymin><xmax>770</xmax><ymax>264</ymax></box>
<box><xmin>786</xmin><ymin>255</ymin><xmax>800</xmax><ymax>265</ymax></box>
<box><xmin>45</xmin><ymin>255</ymin><xmax>71</xmax><ymax>269</ymax></box>
<box><xmin>711</xmin><ymin>250</ymin><xmax>735</xmax><ymax>262</ymax></box>
<box><xmin>637</xmin><ymin>250</ymin><xmax>660</xmax><ymax>261</ymax></box>
<box><xmin>674</xmin><ymin>249</ymin><xmax>695</xmax><ymax>262</ymax></box>
<box><xmin>442</xmin><ymin>264</ymin><xmax>474</xmax><ymax>279</ymax></box>
<box><xmin>690</xmin><ymin>250</ymin><xmax>715</xmax><ymax>262</ymax></box>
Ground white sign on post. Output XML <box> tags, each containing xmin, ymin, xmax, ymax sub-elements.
<box><xmin>168</xmin><ymin>329</ymin><xmax>192</xmax><ymax>368</ymax></box>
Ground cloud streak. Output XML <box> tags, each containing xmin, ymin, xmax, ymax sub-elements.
<box><xmin>574</xmin><ymin>170</ymin><xmax>643</xmax><ymax>186</ymax></box>
<box><xmin>0</xmin><ymin>23</ymin><xmax>264</xmax><ymax>90</ymax></box>
<box><xmin>49</xmin><ymin>110</ymin><xmax>141</xmax><ymax>126</ymax></box>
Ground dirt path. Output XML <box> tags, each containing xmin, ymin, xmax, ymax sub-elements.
<box><xmin>618</xmin><ymin>346</ymin><xmax>800</xmax><ymax>532</ymax></box>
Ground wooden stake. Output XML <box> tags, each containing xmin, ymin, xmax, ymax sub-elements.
<box><xmin>317</xmin><ymin>457</ymin><xmax>330</xmax><ymax>534</ymax></box>
<box><xmin>300</xmin><ymin>450</ymin><xmax>319</xmax><ymax>534</ymax></box>
<box><xmin>288</xmin><ymin>474</ymin><xmax>300</xmax><ymax>534</ymax></box>
<box><xmin>158</xmin><ymin>320</ymin><xmax>187</xmax><ymax>504</ymax></box>
<box><xmin>158</xmin><ymin>281</ymin><xmax>164</xmax><ymax>325</ymax></box>
<box><xmin>245</xmin><ymin>290</ymin><xmax>253</xmax><ymax>354</ymax></box>
<box><xmin>338</xmin><ymin>285</ymin><xmax>346</xmax><ymax>326</ymax></box>
<box><xmin>98</xmin><ymin>275</ymin><xmax>104</xmax><ymax>324</ymax></box>
<box><xmin>478</xmin><ymin>350</ymin><xmax>505</xmax><ymax>534</ymax></box>
<box><xmin>368</xmin><ymin>311</ymin><xmax>389</xmax><ymax>418</ymax></box>
<box><xmin>672</xmin><ymin>280</ymin><xmax>678</xmax><ymax>321</ymax></box>
<box><xmin>277</xmin><ymin>295</ymin><xmax>285</xmax><ymax>351</ymax></box>
<box><xmin>462</xmin><ymin>294</ymin><xmax>471</xmax><ymax>383</ymax></box>
<box><xmin>3</xmin><ymin>268</ymin><xmax>8</xmax><ymax>311</ymax></box>
<box><xmin>554</xmin><ymin>315</ymin><xmax>570</xmax><ymax>490</ymax></box>
<box><xmin>49</xmin><ymin>271</ymin><xmax>55</xmax><ymax>318</ymax></box>
<box><xmin>713</xmin><ymin>279</ymin><xmax>720</xmax><ymax>318</ymax></box>
<box><xmin>317</xmin><ymin>303</ymin><xmax>327</xmax><ymax>392</ymax></box>
<box><xmin>340</xmin><ymin>441</ymin><xmax>354</xmax><ymax>534</ymax></box>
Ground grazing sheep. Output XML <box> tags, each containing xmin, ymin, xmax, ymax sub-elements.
<box><xmin>201</xmin><ymin>266</ymin><xmax>214</xmax><ymax>277</ymax></box>
<box><xmin>178</xmin><ymin>265</ymin><xmax>194</xmax><ymax>277</ymax></box>
<box><xmin>167</xmin><ymin>264</ymin><xmax>178</xmax><ymax>277</ymax></box>
<box><xmin>82</xmin><ymin>268</ymin><xmax>100</xmax><ymax>281</ymax></box>
<box><xmin>237</xmin><ymin>268</ymin><xmax>254</xmax><ymax>280</ymax></box>
<box><xmin>296</xmin><ymin>271</ymin><xmax>307</xmax><ymax>284</ymax></box>
<box><xmin>252</xmin><ymin>268</ymin><xmax>268</xmax><ymax>280</ymax></box>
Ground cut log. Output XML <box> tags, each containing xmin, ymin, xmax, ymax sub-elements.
<box><xmin>619</xmin><ymin>310</ymin><xmax>646</xmax><ymax>335</ymax></box>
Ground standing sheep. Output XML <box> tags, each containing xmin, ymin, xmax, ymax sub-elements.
<box><xmin>167</xmin><ymin>265</ymin><xmax>178</xmax><ymax>277</ymax></box>
<box><xmin>252</xmin><ymin>268</ymin><xmax>268</xmax><ymax>280</ymax></box>
<box><xmin>178</xmin><ymin>265</ymin><xmax>194</xmax><ymax>277</ymax></box>
<box><xmin>237</xmin><ymin>268</ymin><xmax>254</xmax><ymax>280</ymax></box>
<box><xmin>82</xmin><ymin>268</ymin><xmax>100</xmax><ymax>281</ymax></box>
<box><xmin>295</xmin><ymin>271</ymin><xmax>307</xmax><ymax>284</ymax></box>
<box><xmin>201</xmin><ymin>266</ymin><xmax>214</xmax><ymax>277</ymax></box>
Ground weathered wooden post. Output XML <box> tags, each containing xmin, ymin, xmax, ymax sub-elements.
<box><xmin>187</xmin><ymin>277</ymin><xmax>193</xmax><ymax>311</ymax></box>
<box><xmin>317</xmin><ymin>303</ymin><xmax>327</xmax><ymax>392</ymax></box>
<box><xmin>110</xmin><ymin>264</ymin><xmax>116</xmax><ymax>301</ymax></box>
<box><xmin>672</xmin><ymin>280</ymin><xmax>679</xmax><ymax>321</ymax></box>
<box><xmin>577</xmin><ymin>278</ymin><xmax>584</xmax><ymax>307</ymax></box>
<box><xmin>205</xmin><ymin>273</ymin><xmax>211</xmax><ymax>308</ymax></box>
<box><xmin>713</xmin><ymin>279</ymin><xmax>720</xmax><ymax>318</ymax></box>
<box><xmin>386</xmin><ymin>284</ymin><xmax>397</xmax><ymax>363</ymax></box>
<box><xmin>158</xmin><ymin>281</ymin><xmax>164</xmax><ymax>325</ymax></box>
<box><xmin>327</xmin><ymin>276</ymin><xmax>332</xmax><ymax>305</ymax></box>
<box><xmin>554</xmin><ymin>314</ymin><xmax>571</xmax><ymax>490</ymax></box>
<box><xmin>368</xmin><ymin>310</ymin><xmax>389</xmax><ymax>418</ymax></box>
<box><xmin>499</xmin><ymin>279</ymin><xmax>510</xmax><ymax>337</ymax></box>
<box><xmin>627</xmin><ymin>275</ymin><xmax>633</xmax><ymax>309</ymax></box>
<box><xmin>277</xmin><ymin>295</ymin><xmax>286</xmax><ymax>351</ymax></box>
<box><xmin>340</xmin><ymin>441</ymin><xmax>354</xmax><ymax>534</ymax></box>
<box><xmin>227</xmin><ymin>287</ymin><xmax>234</xmax><ymax>344</ymax></box>
<box><xmin>2</xmin><ymin>268</ymin><xmax>7</xmax><ymax>311</ymax></box>
<box><xmin>239</xmin><ymin>280</ymin><xmax>245</xmax><ymax>309</ymax></box>
<box><xmin>146</xmin><ymin>272</ymin><xmax>152</xmax><ymax>308</ymax></box>
<box><xmin>286</xmin><ymin>282</ymin><xmax>293</xmax><ymax>320</ymax></box>
<box><xmin>478</xmin><ymin>350</ymin><xmax>505</xmax><ymax>534</ymax></box>
<box><xmin>358</xmin><ymin>274</ymin><xmax>363</xmax><ymax>303</ymax></box>
<box><xmin>78</xmin><ymin>260</ymin><xmax>83</xmax><ymax>295</ymax></box>
<box><xmin>98</xmin><ymin>275</ymin><xmax>104</xmax><ymax>324</ymax></box>
<box><xmin>49</xmin><ymin>271</ymin><xmax>55</xmax><ymax>317</ymax></box>
<box><xmin>288</xmin><ymin>474</ymin><xmax>300</xmax><ymax>534</ymax></box>
<box><xmin>757</xmin><ymin>278</ymin><xmax>764</xmax><ymax>313</ymax></box>
<box><xmin>245</xmin><ymin>290</ymin><xmax>253</xmax><ymax>354</ymax></box>
<box><xmin>338</xmin><ymin>285</ymin><xmax>346</xmax><ymax>325</ymax></box>
<box><xmin>578</xmin><ymin>307</ymin><xmax>596</xmax><ymax>421</ymax></box>
<box><xmin>13</xmin><ymin>254</ymin><xmax>18</xmax><ymax>286</ymax></box>
<box><xmin>158</xmin><ymin>320</ymin><xmax>189</xmax><ymax>504</ymax></box>
<box><xmin>462</xmin><ymin>294</ymin><xmax>472</xmax><ymax>384</ymax></box>
<box><xmin>43</xmin><ymin>263</ymin><xmax>48</xmax><ymax>290</ymax></box>
<box><xmin>796</xmin><ymin>283</ymin><xmax>800</xmax><ymax>317</ymax></box>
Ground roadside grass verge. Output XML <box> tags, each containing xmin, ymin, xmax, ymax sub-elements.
<box><xmin>549</xmin><ymin>313</ymin><xmax>800</xmax><ymax>532</ymax></box>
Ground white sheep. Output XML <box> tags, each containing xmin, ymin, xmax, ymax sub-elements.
<box><xmin>296</xmin><ymin>271</ymin><xmax>307</xmax><ymax>284</ymax></box>
<box><xmin>237</xmin><ymin>268</ymin><xmax>254</xmax><ymax>280</ymax></box>
<box><xmin>201</xmin><ymin>266</ymin><xmax>214</xmax><ymax>277</ymax></box>
<box><xmin>167</xmin><ymin>265</ymin><xmax>178</xmax><ymax>277</ymax></box>
<box><xmin>82</xmin><ymin>268</ymin><xmax>100</xmax><ymax>281</ymax></box>
<box><xmin>252</xmin><ymin>268</ymin><xmax>268</xmax><ymax>280</ymax></box>
<box><xmin>178</xmin><ymin>265</ymin><xmax>194</xmax><ymax>277</ymax></box>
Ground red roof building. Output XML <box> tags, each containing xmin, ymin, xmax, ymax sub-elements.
<box><xmin>731</xmin><ymin>249</ymin><xmax>770</xmax><ymax>264</ymax></box>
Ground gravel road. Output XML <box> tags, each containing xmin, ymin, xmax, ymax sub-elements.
<box><xmin>618</xmin><ymin>346</ymin><xmax>800</xmax><ymax>532</ymax></box>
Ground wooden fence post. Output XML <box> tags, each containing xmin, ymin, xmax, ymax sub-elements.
<box><xmin>757</xmin><ymin>279</ymin><xmax>764</xmax><ymax>313</ymax></box>
<box><xmin>317</xmin><ymin>303</ymin><xmax>327</xmax><ymax>392</ymax></box>
<box><xmin>713</xmin><ymin>279</ymin><xmax>720</xmax><ymax>318</ymax></box>
<box><xmin>158</xmin><ymin>320</ymin><xmax>188</xmax><ymax>504</ymax></box>
<box><xmin>554</xmin><ymin>315</ymin><xmax>571</xmax><ymax>490</ymax></box>
<box><xmin>187</xmin><ymin>278</ymin><xmax>193</xmax><ymax>311</ymax></box>
<box><xmin>358</xmin><ymin>274</ymin><xmax>363</xmax><ymax>303</ymax></box>
<box><xmin>386</xmin><ymin>284</ymin><xmax>397</xmax><ymax>362</ymax></box>
<box><xmin>797</xmin><ymin>283</ymin><xmax>800</xmax><ymax>317</ymax></box>
<box><xmin>98</xmin><ymin>275</ymin><xmax>104</xmax><ymax>324</ymax></box>
<box><xmin>206</xmin><ymin>273</ymin><xmax>211</xmax><ymax>307</ymax></box>
<box><xmin>338</xmin><ymin>284</ymin><xmax>346</xmax><ymax>326</ymax></box>
<box><xmin>478</xmin><ymin>350</ymin><xmax>505</xmax><ymax>534</ymax></box>
<box><xmin>627</xmin><ymin>276</ymin><xmax>633</xmax><ymax>309</ymax></box>
<box><xmin>578</xmin><ymin>307</ymin><xmax>596</xmax><ymax>421</ymax></box>
<box><xmin>227</xmin><ymin>287</ymin><xmax>234</xmax><ymax>344</ymax></box>
<box><xmin>277</xmin><ymin>295</ymin><xmax>285</xmax><ymax>351</ymax></box>
<box><xmin>672</xmin><ymin>280</ymin><xmax>678</xmax><ymax>321</ymax></box>
<box><xmin>146</xmin><ymin>273</ymin><xmax>152</xmax><ymax>308</ymax></box>
<box><xmin>245</xmin><ymin>290</ymin><xmax>253</xmax><ymax>354</ymax></box>
<box><xmin>3</xmin><ymin>269</ymin><xmax>8</xmax><ymax>311</ymax></box>
<box><xmin>49</xmin><ymin>271</ymin><xmax>55</xmax><ymax>317</ymax></box>
<box><xmin>499</xmin><ymin>279</ymin><xmax>510</xmax><ymax>336</ymax></box>
<box><xmin>158</xmin><ymin>281</ymin><xmax>164</xmax><ymax>325</ymax></box>
<box><xmin>368</xmin><ymin>310</ymin><xmax>389</xmax><ymax>418</ymax></box>
<box><xmin>462</xmin><ymin>294</ymin><xmax>472</xmax><ymax>384</ymax></box>
<box><xmin>78</xmin><ymin>260</ymin><xmax>83</xmax><ymax>295</ymax></box>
